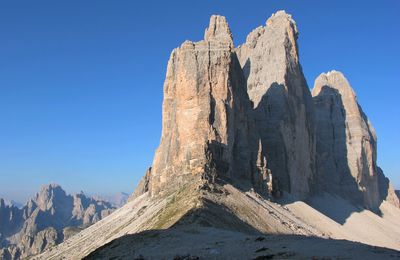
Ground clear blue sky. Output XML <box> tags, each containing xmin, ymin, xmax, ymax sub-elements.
<box><xmin>0</xmin><ymin>1</ymin><xmax>399</xmax><ymax>202</ymax></box>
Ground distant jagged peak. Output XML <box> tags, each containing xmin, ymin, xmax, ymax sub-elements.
<box><xmin>93</xmin><ymin>192</ymin><xmax>130</xmax><ymax>207</ymax></box>
<box><xmin>0</xmin><ymin>198</ymin><xmax>23</xmax><ymax>208</ymax></box>
<box><xmin>23</xmin><ymin>184</ymin><xmax>69</xmax><ymax>215</ymax></box>
<box><xmin>34</xmin><ymin>183</ymin><xmax>68</xmax><ymax>205</ymax></box>
<box><xmin>24</xmin><ymin>183</ymin><xmax>114</xmax><ymax>211</ymax></box>
<box><xmin>0</xmin><ymin>183</ymin><xmax>116</xmax><ymax>259</ymax></box>
<box><xmin>38</xmin><ymin>183</ymin><xmax>64</xmax><ymax>194</ymax></box>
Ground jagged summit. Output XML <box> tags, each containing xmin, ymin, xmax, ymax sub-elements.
<box><xmin>204</xmin><ymin>15</ymin><xmax>233</xmax><ymax>46</ymax></box>
<box><xmin>32</xmin><ymin>183</ymin><xmax>69</xmax><ymax>211</ymax></box>
<box><xmin>326</xmin><ymin>69</ymin><xmax>343</xmax><ymax>76</ymax></box>
<box><xmin>34</xmin><ymin>183</ymin><xmax>64</xmax><ymax>197</ymax></box>
<box><xmin>239</xmin><ymin>10</ymin><xmax>298</xmax><ymax>59</ymax></box>
<box><xmin>266</xmin><ymin>10</ymin><xmax>298</xmax><ymax>34</ymax></box>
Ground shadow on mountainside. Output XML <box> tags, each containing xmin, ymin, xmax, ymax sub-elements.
<box><xmin>246</xmin><ymin>80</ymin><xmax>366</xmax><ymax>225</ymax></box>
<box><xmin>212</xmin><ymin>57</ymin><xmax>389</xmax><ymax>226</ymax></box>
<box><xmin>357</xmin><ymin>104</ymin><xmax>390</xmax><ymax>212</ymax></box>
<box><xmin>311</xmin><ymin>85</ymin><xmax>391</xmax><ymax>223</ymax></box>
<box><xmin>237</xmin><ymin>58</ymin><xmax>391</xmax><ymax>225</ymax></box>
<box><xmin>83</xmin><ymin>204</ymin><xmax>400</xmax><ymax>260</ymax></box>
<box><xmin>311</xmin><ymin>85</ymin><xmax>364</xmax><ymax>224</ymax></box>
<box><xmin>254</xmin><ymin>82</ymin><xmax>291</xmax><ymax>195</ymax></box>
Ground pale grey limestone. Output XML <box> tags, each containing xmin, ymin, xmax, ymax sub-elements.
<box><xmin>236</xmin><ymin>10</ymin><xmax>316</xmax><ymax>199</ymax></box>
<box><xmin>312</xmin><ymin>71</ymin><xmax>399</xmax><ymax>209</ymax></box>
<box><xmin>0</xmin><ymin>184</ymin><xmax>115</xmax><ymax>259</ymax></box>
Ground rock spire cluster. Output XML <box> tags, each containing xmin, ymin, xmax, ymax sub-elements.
<box><xmin>133</xmin><ymin>11</ymin><xmax>398</xmax><ymax>211</ymax></box>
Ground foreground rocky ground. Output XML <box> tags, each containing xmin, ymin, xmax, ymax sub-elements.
<box><xmin>85</xmin><ymin>226</ymin><xmax>400</xmax><ymax>260</ymax></box>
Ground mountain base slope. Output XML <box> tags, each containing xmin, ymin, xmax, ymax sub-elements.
<box><xmin>34</xmin><ymin>182</ymin><xmax>400</xmax><ymax>259</ymax></box>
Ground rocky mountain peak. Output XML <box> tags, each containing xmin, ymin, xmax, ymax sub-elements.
<box><xmin>312</xmin><ymin>70</ymin><xmax>389</xmax><ymax>209</ymax></box>
<box><xmin>33</xmin><ymin>183</ymin><xmax>70</xmax><ymax>212</ymax></box>
<box><xmin>204</xmin><ymin>15</ymin><xmax>233</xmax><ymax>46</ymax></box>
<box><xmin>266</xmin><ymin>10</ymin><xmax>298</xmax><ymax>34</ymax></box>
<box><xmin>312</xmin><ymin>71</ymin><xmax>356</xmax><ymax>99</ymax></box>
<box><xmin>236</xmin><ymin>10</ymin><xmax>315</xmax><ymax>199</ymax></box>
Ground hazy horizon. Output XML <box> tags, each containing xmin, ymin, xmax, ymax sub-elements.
<box><xmin>1</xmin><ymin>0</ymin><xmax>399</xmax><ymax>202</ymax></box>
<box><xmin>0</xmin><ymin>182</ymin><xmax>130</xmax><ymax>205</ymax></box>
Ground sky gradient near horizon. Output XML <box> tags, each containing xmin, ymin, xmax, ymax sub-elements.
<box><xmin>1</xmin><ymin>1</ymin><xmax>399</xmax><ymax>202</ymax></box>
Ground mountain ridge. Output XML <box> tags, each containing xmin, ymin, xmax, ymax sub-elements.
<box><xmin>0</xmin><ymin>184</ymin><xmax>115</xmax><ymax>259</ymax></box>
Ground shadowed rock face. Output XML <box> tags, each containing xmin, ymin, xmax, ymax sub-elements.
<box><xmin>0</xmin><ymin>200</ymin><xmax>24</xmax><ymax>244</ymax></box>
<box><xmin>0</xmin><ymin>184</ymin><xmax>115</xmax><ymax>259</ymax></box>
<box><xmin>377</xmin><ymin>167</ymin><xmax>400</xmax><ymax>208</ymax></box>
<box><xmin>312</xmin><ymin>71</ymin><xmax>399</xmax><ymax>209</ymax></box>
<box><xmin>236</xmin><ymin>11</ymin><xmax>316</xmax><ymax>199</ymax></box>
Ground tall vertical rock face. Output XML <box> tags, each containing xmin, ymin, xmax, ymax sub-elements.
<box><xmin>236</xmin><ymin>11</ymin><xmax>315</xmax><ymax>199</ymax></box>
<box><xmin>312</xmin><ymin>71</ymin><xmax>399</xmax><ymax>209</ymax></box>
<box><xmin>149</xmin><ymin>15</ymin><xmax>254</xmax><ymax>196</ymax></box>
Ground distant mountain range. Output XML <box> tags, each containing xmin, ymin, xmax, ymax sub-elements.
<box><xmin>0</xmin><ymin>184</ymin><xmax>117</xmax><ymax>259</ymax></box>
<box><xmin>93</xmin><ymin>192</ymin><xmax>129</xmax><ymax>208</ymax></box>
<box><xmin>1</xmin><ymin>200</ymin><xmax>23</xmax><ymax>209</ymax></box>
